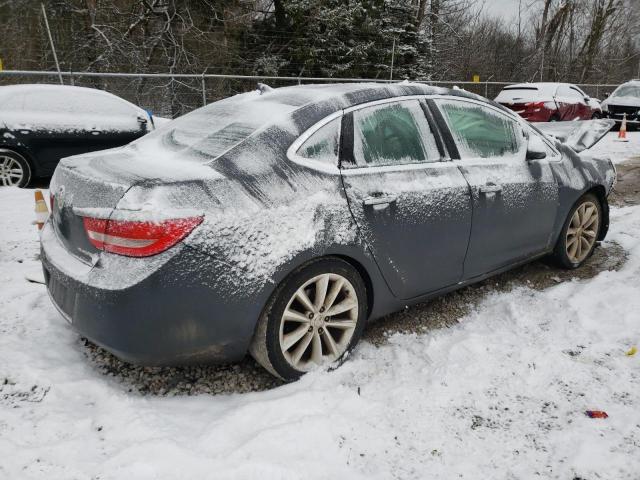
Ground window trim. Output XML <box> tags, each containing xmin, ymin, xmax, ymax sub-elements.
<box><xmin>432</xmin><ymin>95</ymin><xmax>561</xmax><ymax>161</ymax></box>
<box><xmin>286</xmin><ymin>110</ymin><xmax>343</xmax><ymax>175</ymax></box>
<box><xmin>340</xmin><ymin>95</ymin><xmax>449</xmax><ymax>172</ymax></box>
<box><xmin>285</xmin><ymin>93</ymin><xmax>560</xmax><ymax>175</ymax></box>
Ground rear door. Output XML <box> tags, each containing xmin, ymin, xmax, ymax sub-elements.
<box><xmin>570</xmin><ymin>85</ymin><xmax>591</xmax><ymax>119</ymax></box>
<box><xmin>340</xmin><ymin>98</ymin><xmax>472</xmax><ymax>299</ymax></box>
<box><xmin>432</xmin><ymin>98</ymin><xmax>559</xmax><ymax>279</ymax></box>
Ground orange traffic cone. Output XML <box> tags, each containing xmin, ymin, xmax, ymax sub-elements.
<box><xmin>617</xmin><ymin>113</ymin><xmax>629</xmax><ymax>142</ymax></box>
<box><xmin>34</xmin><ymin>190</ymin><xmax>49</xmax><ymax>230</ymax></box>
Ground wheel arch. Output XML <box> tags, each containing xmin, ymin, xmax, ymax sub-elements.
<box><xmin>586</xmin><ymin>185</ymin><xmax>609</xmax><ymax>240</ymax></box>
<box><xmin>0</xmin><ymin>145</ymin><xmax>36</xmax><ymax>173</ymax></box>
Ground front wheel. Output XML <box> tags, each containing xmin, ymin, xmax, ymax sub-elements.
<box><xmin>552</xmin><ymin>193</ymin><xmax>603</xmax><ymax>269</ymax></box>
<box><xmin>250</xmin><ymin>257</ymin><xmax>367</xmax><ymax>381</ymax></box>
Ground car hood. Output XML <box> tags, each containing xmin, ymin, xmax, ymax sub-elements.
<box><xmin>535</xmin><ymin>119</ymin><xmax>615</xmax><ymax>153</ymax></box>
<box><xmin>602</xmin><ymin>97</ymin><xmax>640</xmax><ymax>108</ymax></box>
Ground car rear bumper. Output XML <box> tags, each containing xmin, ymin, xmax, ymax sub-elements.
<box><xmin>40</xmin><ymin>221</ymin><xmax>257</xmax><ymax>366</ymax></box>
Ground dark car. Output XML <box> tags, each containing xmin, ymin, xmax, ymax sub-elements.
<box><xmin>0</xmin><ymin>84</ymin><xmax>156</xmax><ymax>187</ymax></box>
<box><xmin>40</xmin><ymin>83</ymin><xmax>616</xmax><ymax>381</ymax></box>
<box><xmin>495</xmin><ymin>82</ymin><xmax>600</xmax><ymax>122</ymax></box>
<box><xmin>600</xmin><ymin>80</ymin><xmax>640</xmax><ymax>130</ymax></box>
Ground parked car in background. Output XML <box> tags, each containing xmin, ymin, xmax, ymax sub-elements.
<box><xmin>41</xmin><ymin>83</ymin><xmax>616</xmax><ymax>381</ymax></box>
<box><xmin>0</xmin><ymin>84</ymin><xmax>157</xmax><ymax>187</ymax></box>
<box><xmin>495</xmin><ymin>82</ymin><xmax>601</xmax><ymax>122</ymax></box>
<box><xmin>601</xmin><ymin>80</ymin><xmax>640</xmax><ymax>130</ymax></box>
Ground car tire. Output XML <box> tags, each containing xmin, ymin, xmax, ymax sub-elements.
<box><xmin>250</xmin><ymin>257</ymin><xmax>368</xmax><ymax>382</ymax></box>
<box><xmin>591</xmin><ymin>112</ymin><xmax>602</xmax><ymax>119</ymax></box>
<box><xmin>549</xmin><ymin>114</ymin><xmax>560</xmax><ymax>122</ymax></box>
<box><xmin>0</xmin><ymin>150</ymin><xmax>32</xmax><ymax>188</ymax></box>
<box><xmin>552</xmin><ymin>193</ymin><xmax>603</xmax><ymax>269</ymax></box>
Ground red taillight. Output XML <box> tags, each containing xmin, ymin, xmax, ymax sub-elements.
<box><xmin>82</xmin><ymin>216</ymin><xmax>203</xmax><ymax>257</ymax></box>
<box><xmin>525</xmin><ymin>101</ymin><xmax>545</xmax><ymax>109</ymax></box>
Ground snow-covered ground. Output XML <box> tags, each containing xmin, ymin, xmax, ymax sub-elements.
<box><xmin>590</xmin><ymin>131</ymin><xmax>640</xmax><ymax>163</ymax></box>
<box><xmin>1</xmin><ymin>135</ymin><xmax>640</xmax><ymax>479</ymax></box>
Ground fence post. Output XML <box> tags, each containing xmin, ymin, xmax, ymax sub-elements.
<box><xmin>485</xmin><ymin>81</ymin><xmax>488</xmax><ymax>98</ymax></box>
<box><xmin>201</xmin><ymin>73</ymin><xmax>206</xmax><ymax>107</ymax></box>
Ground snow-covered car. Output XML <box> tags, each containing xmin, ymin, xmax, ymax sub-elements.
<box><xmin>601</xmin><ymin>80</ymin><xmax>640</xmax><ymax>130</ymax></box>
<box><xmin>41</xmin><ymin>83</ymin><xmax>617</xmax><ymax>381</ymax></box>
<box><xmin>0</xmin><ymin>84</ymin><xmax>156</xmax><ymax>187</ymax></box>
<box><xmin>495</xmin><ymin>83</ymin><xmax>600</xmax><ymax>122</ymax></box>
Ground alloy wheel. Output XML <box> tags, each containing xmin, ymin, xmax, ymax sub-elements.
<box><xmin>279</xmin><ymin>273</ymin><xmax>358</xmax><ymax>371</ymax></box>
<box><xmin>0</xmin><ymin>154</ymin><xmax>24</xmax><ymax>187</ymax></box>
<box><xmin>566</xmin><ymin>201</ymin><xmax>599</xmax><ymax>263</ymax></box>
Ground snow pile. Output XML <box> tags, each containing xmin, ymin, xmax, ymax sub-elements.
<box><xmin>1</xmin><ymin>147</ymin><xmax>640</xmax><ymax>478</ymax></box>
<box><xmin>589</xmin><ymin>131</ymin><xmax>640</xmax><ymax>163</ymax></box>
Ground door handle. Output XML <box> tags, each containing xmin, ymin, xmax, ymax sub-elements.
<box><xmin>363</xmin><ymin>195</ymin><xmax>397</xmax><ymax>207</ymax></box>
<box><xmin>479</xmin><ymin>183</ymin><xmax>502</xmax><ymax>194</ymax></box>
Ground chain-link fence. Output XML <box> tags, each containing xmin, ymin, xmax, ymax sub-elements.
<box><xmin>0</xmin><ymin>70</ymin><xmax>621</xmax><ymax>119</ymax></box>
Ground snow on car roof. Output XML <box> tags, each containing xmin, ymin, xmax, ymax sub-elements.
<box><xmin>0</xmin><ymin>84</ymin><xmax>144</xmax><ymax>113</ymax></box>
<box><xmin>502</xmin><ymin>83</ymin><xmax>568</xmax><ymax>95</ymax></box>
<box><xmin>131</xmin><ymin>82</ymin><xmax>476</xmax><ymax>162</ymax></box>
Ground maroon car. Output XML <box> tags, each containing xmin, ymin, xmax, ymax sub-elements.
<box><xmin>495</xmin><ymin>83</ymin><xmax>601</xmax><ymax>122</ymax></box>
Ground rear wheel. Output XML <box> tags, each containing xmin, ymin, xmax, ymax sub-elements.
<box><xmin>250</xmin><ymin>258</ymin><xmax>367</xmax><ymax>381</ymax></box>
<box><xmin>0</xmin><ymin>150</ymin><xmax>32</xmax><ymax>188</ymax></box>
<box><xmin>552</xmin><ymin>193</ymin><xmax>602</xmax><ymax>269</ymax></box>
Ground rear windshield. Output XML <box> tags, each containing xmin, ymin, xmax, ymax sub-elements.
<box><xmin>495</xmin><ymin>87</ymin><xmax>540</xmax><ymax>103</ymax></box>
<box><xmin>612</xmin><ymin>85</ymin><xmax>640</xmax><ymax>98</ymax></box>
<box><xmin>132</xmin><ymin>91</ymin><xmax>298</xmax><ymax>161</ymax></box>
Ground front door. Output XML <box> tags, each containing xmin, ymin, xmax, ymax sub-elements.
<box><xmin>433</xmin><ymin>98</ymin><xmax>560</xmax><ymax>279</ymax></box>
<box><xmin>340</xmin><ymin>99</ymin><xmax>472</xmax><ymax>299</ymax></box>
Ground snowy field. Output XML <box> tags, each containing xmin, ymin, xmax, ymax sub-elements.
<box><xmin>1</xmin><ymin>133</ymin><xmax>640</xmax><ymax>479</ymax></box>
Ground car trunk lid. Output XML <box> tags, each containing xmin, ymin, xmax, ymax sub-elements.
<box><xmin>50</xmin><ymin>146</ymin><xmax>222</xmax><ymax>263</ymax></box>
<box><xmin>535</xmin><ymin>119</ymin><xmax>616</xmax><ymax>152</ymax></box>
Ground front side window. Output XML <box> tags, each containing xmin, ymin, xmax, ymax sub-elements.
<box><xmin>352</xmin><ymin>100</ymin><xmax>440</xmax><ymax>167</ymax></box>
<box><xmin>436</xmin><ymin>99</ymin><xmax>522</xmax><ymax>159</ymax></box>
<box><xmin>296</xmin><ymin>117</ymin><xmax>340</xmax><ymax>165</ymax></box>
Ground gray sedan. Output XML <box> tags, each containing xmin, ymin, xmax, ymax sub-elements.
<box><xmin>41</xmin><ymin>83</ymin><xmax>616</xmax><ymax>381</ymax></box>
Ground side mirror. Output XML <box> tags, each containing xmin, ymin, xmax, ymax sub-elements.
<box><xmin>604</xmin><ymin>92</ymin><xmax>610</xmax><ymax>98</ymax></box>
<box><xmin>584</xmin><ymin>96</ymin><xmax>590</xmax><ymax>103</ymax></box>
<box><xmin>526</xmin><ymin>135</ymin><xmax>547</xmax><ymax>161</ymax></box>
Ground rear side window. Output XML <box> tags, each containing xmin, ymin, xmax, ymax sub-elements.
<box><xmin>297</xmin><ymin>117</ymin><xmax>340</xmax><ymax>165</ymax></box>
<box><xmin>436</xmin><ymin>99</ymin><xmax>522</xmax><ymax>159</ymax></box>
<box><xmin>352</xmin><ymin>100</ymin><xmax>439</xmax><ymax>167</ymax></box>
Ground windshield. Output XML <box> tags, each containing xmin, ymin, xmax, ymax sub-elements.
<box><xmin>612</xmin><ymin>85</ymin><xmax>640</xmax><ymax>98</ymax></box>
<box><xmin>131</xmin><ymin>90</ymin><xmax>299</xmax><ymax>161</ymax></box>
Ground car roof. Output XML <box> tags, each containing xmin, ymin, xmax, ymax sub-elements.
<box><xmin>503</xmin><ymin>82</ymin><xmax>580</xmax><ymax>93</ymax></box>
<box><xmin>232</xmin><ymin>82</ymin><xmax>497</xmax><ymax>134</ymax></box>
<box><xmin>248</xmin><ymin>81</ymin><xmax>476</xmax><ymax>108</ymax></box>
<box><xmin>0</xmin><ymin>84</ymin><xmax>143</xmax><ymax>111</ymax></box>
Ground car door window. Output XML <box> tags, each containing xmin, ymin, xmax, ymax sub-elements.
<box><xmin>296</xmin><ymin>117</ymin><xmax>340</xmax><ymax>165</ymax></box>
<box><xmin>352</xmin><ymin>100</ymin><xmax>439</xmax><ymax>167</ymax></box>
<box><xmin>436</xmin><ymin>99</ymin><xmax>523</xmax><ymax>159</ymax></box>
